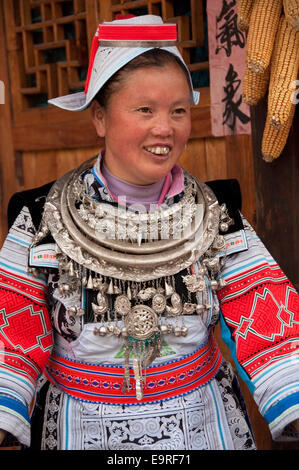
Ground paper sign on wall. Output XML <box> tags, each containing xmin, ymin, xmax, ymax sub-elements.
<box><xmin>207</xmin><ymin>0</ymin><xmax>251</xmax><ymax>136</ymax></box>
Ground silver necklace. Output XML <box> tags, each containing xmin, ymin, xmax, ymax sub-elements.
<box><xmin>30</xmin><ymin>159</ymin><xmax>233</xmax><ymax>399</ymax></box>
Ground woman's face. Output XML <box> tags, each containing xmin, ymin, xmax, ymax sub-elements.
<box><xmin>92</xmin><ymin>62</ymin><xmax>192</xmax><ymax>186</ymax></box>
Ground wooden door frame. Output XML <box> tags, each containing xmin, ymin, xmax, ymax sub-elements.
<box><xmin>0</xmin><ymin>0</ymin><xmax>20</xmax><ymax>244</ymax></box>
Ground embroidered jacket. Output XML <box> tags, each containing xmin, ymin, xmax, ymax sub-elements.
<box><xmin>0</xmin><ymin>158</ymin><xmax>298</xmax><ymax>447</ymax></box>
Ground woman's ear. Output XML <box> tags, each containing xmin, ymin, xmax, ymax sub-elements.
<box><xmin>91</xmin><ymin>100</ymin><xmax>106</xmax><ymax>138</ymax></box>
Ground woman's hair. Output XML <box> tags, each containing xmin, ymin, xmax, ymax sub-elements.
<box><xmin>94</xmin><ymin>48</ymin><xmax>191</xmax><ymax>108</ymax></box>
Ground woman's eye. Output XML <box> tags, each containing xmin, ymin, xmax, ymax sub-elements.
<box><xmin>173</xmin><ymin>108</ymin><xmax>186</xmax><ymax>115</ymax></box>
<box><xmin>137</xmin><ymin>107</ymin><xmax>151</xmax><ymax>113</ymax></box>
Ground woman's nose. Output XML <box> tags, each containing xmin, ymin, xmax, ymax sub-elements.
<box><xmin>151</xmin><ymin>114</ymin><xmax>173</xmax><ymax>136</ymax></box>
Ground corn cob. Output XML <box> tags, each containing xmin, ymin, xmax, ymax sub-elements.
<box><xmin>242</xmin><ymin>65</ymin><xmax>270</xmax><ymax>105</ymax></box>
<box><xmin>284</xmin><ymin>0</ymin><xmax>299</xmax><ymax>29</ymax></box>
<box><xmin>246</xmin><ymin>0</ymin><xmax>283</xmax><ymax>73</ymax></box>
<box><xmin>262</xmin><ymin>103</ymin><xmax>295</xmax><ymax>161</ymax></box>
<box><xmin>268</xmin><ymin>14</ymin><xmax>299</xmax><ymax>129</ymax></box>
<box><xmin>237</xmin><ymin>0</ymin><xmax>254</xmax><ymax>32</ymax></box>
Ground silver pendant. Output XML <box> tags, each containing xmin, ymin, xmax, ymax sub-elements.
<box><xmin>107</xmin><ymin>279</ymin><xmax>115</xmax><ymax>294</ymax></box>
<box><xmin>183</xmin><ymin>302</ymin><xmax>197</xmax><ymax>314</ymax></box>
<box><xmin>182</xmin><ymin>274</ymin><xmax>205</xmax><ymax>292</ymax></box>
<box><xmin>203</xmin><ymin>255</ymin><xmax>220</xmax><ymax>271</ymax></box>
<box><xmin>152</xmin><ymin>293</ymin><xmax>167</xmax><ymax>314</ymax></box>
<box><xmin>137</xmin><ymin>287</ymin><xmax>156</xmax><ymax>301</ymax></box>
<box><xmin>181</xmin><ymin>325</ymin><xmax>188</xmax><ymax>337</ymax></box>
<box><xmin>164</xmin><ymin>281</ymin><xmax>174</xmax><ymax>297</ymax></box>
<box><xmin>126</xmin><ymin>285</ymin><xmax>132</xmax><ymax>300</ymax></box>
<box><xmin>159</xmin><ymin>324</ymin><xmax>169</xmax><ymax>335</ymax></box>
<box><xmin>114</xmin><ymin>294</ymin><xmax>131</xmax><ymax>316</ymax></box>
<box><xmin>166</xmin><ymin>293</ymin><xmax>183</xmax><ymax>316</ymax></box>
<box><xmin>87</xmin><ymin>274</ymin><xmax>94</xmax><ymax>289</ymax></box>
<box><xmin>210</xmin><ymin>279</ymin><xmax>219</xmax><ymax>290</ymax></box>
<box><xmin>125</xmin><ymin>305</ymin><xmax>158</xmax><ymax>340</ymax></box>
<box><xmin>98</xmin><ymin>325</ymin><xmax>108</xmax><ymax>336</ymax></box>
<box><xmin>96</xmin><ymin>292</ymin><xmax>109</xmax><ymax>313</ymax></box>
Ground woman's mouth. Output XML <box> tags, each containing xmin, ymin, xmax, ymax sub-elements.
<box><xmin>144</xmin><ymin>145</ymin><xmax>171</xmax><ymax>157</ymax></box>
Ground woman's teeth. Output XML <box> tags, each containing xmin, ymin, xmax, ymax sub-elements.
<box><xmin>145</xmin><ymin>146</ymin><xmax>170</xmax><ymax>155</ymax></box>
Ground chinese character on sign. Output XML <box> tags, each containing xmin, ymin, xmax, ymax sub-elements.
<box><xmin>216</xmin><ymin>0</ymin><xmax>246</xmax><ymax>57</ymax></box>
<box><xmin>222</xmin><ymin>64</ymin><xmax>250</xmax><ymax>131</ymax></box>
<box><xmin>207</xmin><ymin>0</ymin><xmax>251</xmax><ymax>136</ymax></box>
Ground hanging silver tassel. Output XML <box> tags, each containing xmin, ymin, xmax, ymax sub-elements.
<box><xmin>87</xmin><ymin>273</ymin><xmax>94</xmax><ymax>289</ymax></box>
<box><xmin>122</xmin><ymin>344</ymin><xmax>131</xmax><ymax>394</ymax></box>
<box><xmin>107</xmin><ymin>279</ymin><xmax>114</xmax><ymax>294</ymax></box>
<box><xmin>133</xmin><ymin>343</ymin><xmax>143</xmax><ymax>401</ymax></box>
<box><xmin>127</xmin><ymin>284</ymin><xmax>132</xmax><ymax>300</ymax></box>
<box><xmin>164</xmin><ymin>281</ymin><xmax>174</xmax><ymax>297</ymax></box>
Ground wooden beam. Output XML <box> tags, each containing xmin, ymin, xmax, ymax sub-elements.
<box><xmin>12</xmin><ymin>118</ymin><xmax>101</xmax><ymax>151</ymax></box>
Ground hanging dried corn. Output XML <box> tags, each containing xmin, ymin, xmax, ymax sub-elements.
<box><xmin>237</xmin><ymin>0</ymin><xmax>254</xmax><ymax>32</ymax></box>
<box><xmin>243</xmin><ymin>66</ymin><xmax>270</xmax><ymax>105</ymax></box>
<box><xmin>268</xmin><ymin>14</ymin><xmax>299</xmax><ymax>129</ymax></box>
<box><xmin>246</xmin><ymin>0</ymin><xmax>283</xmax><ymax>73</ymax></box>
<box><xmin>262</xmin><ymin>103</ymin><xmax>295</xmax><ymax>161</ymax></box>
<box><xmin>284</xmin><ymin>0</ymin><xmax>299</xmax><ymax>29</ymax></box>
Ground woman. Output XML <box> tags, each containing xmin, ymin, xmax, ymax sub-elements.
<box><xmin>0</xmin><ymin>15</ymin><xmax>298</xmax><ymax>450</ymax></box>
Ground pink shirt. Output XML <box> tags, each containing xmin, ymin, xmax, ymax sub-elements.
<box><xmin>93</xmin><ymin>152</ymin><xmax>185</xmax><ymax>210</ymax></box>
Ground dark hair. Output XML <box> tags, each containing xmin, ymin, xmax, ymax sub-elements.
<box><xmin>94</xmin><ymin>48</ymin><xmax>191</xmax><ymax>108</ymax></box>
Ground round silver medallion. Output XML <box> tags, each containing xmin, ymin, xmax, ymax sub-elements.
<box><xmin>125</xmin><ymin>305</ymin><xmax>158</xmax><ymax>340</ymax></box>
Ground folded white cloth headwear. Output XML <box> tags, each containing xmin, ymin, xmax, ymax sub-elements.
<box><xmin>48</xmin><ymin>14</ymin><xmax>200</xmax><ymax>112</ymax></box>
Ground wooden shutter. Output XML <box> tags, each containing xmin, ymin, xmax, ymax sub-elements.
<box><xmin>4</xmin><ymin>0</ymin><xmax>211</xmax><ymax>153</ymax></box>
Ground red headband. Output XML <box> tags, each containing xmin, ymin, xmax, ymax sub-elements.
<box><xmin>84</xmin><ymin>21</ymin><xmax>178</xmax><ymax>94</ymax></box>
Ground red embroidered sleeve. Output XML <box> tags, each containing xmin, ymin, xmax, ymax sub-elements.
<box><xmin>0</xmin><ymin>266</ymin><xmax>53</xmax><ymax>386</ymax></box>
<box><xmin>217</xmin><ymin>217</ymin><xmax>299</xmax><ymax>439</ymax></box>
<box><xmin>218</xmin><ymin>262</ymin><xmax>299</xmax><ymax>380</ymax></box>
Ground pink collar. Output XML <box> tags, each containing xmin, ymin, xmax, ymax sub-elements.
<box><xmin>93</xmin><ymin>152</ymin><xmax>185</xmax><ymax>206</ymax></box>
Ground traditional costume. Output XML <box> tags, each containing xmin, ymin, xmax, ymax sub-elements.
<box><xmin>0</xmin><ymin>15</ymin><xmax>298</xmax><ymax>450</ymax></box>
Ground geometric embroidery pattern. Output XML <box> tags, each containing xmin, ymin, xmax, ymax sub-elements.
<box><xmin>231</xmin><ymin>285</ymin><xmax>299</xmax><ymax>343</ymax></box>
<box><xmin>0</xmin><ymin>268</ymin><xmax>48</xmax><ymax>305</ymax></box>
<box><xmin>218</xmin><ymin>264</ymin><xmax>299</xmax><ymax>378</ymax></box>
<box><xmin>0</xmin><ymin>268</ymin><xmax>53</xmax><ymax>375</ymax></box>
<box><xmin>14</xmin><ymin>211</ymin><xmax>35</xmax><ymax>235</ymax></box>
<box><xmin>0</xmin><ymin>304</ymin><xmax>53</xmax><ymax>356</ymax></box>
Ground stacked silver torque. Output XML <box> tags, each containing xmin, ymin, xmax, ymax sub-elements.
<box><xmin>29</xmin><ymin>159</ymin><xmax>233</xmax><ymax>400</ymax></box>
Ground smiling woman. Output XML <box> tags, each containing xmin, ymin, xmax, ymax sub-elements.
<box><xmin>91</xmin><ymin>60</ymin><xmax>191</xmax><ymax>185</ymax></box>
